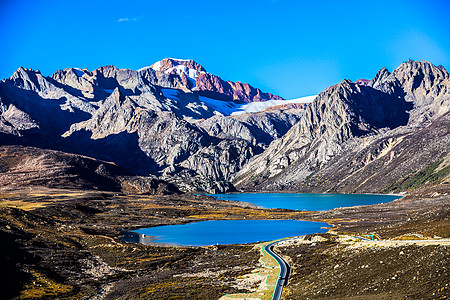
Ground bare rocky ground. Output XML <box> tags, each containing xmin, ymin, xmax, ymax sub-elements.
<box><xmin>277</xmin><ymin>234</ymin><xmax>449</xmax><ymax>299</ymax></box>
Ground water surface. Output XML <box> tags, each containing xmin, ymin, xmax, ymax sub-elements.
<box><xmin>123</xmin><ymin>219</ymin><xmax>329</xmax><ymax>246</ymax></box>
<box><xmin>208</xmin><ymin>193</ymin><xmax>400</xmax><ymax>211</ymax></box>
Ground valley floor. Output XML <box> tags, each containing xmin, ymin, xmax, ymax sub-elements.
<box><xmin>0</xmin><ymin>184</ymin><xmax>448</xmax><ymax>299</ymax></box>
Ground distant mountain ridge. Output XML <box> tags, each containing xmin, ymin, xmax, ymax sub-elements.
<box><xmin>0</xmin><ymin>59</ymin><xmax>448</xmax><ymax>194</ymax></box>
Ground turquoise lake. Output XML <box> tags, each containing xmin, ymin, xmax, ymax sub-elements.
<box><xmin>123</xmin><ymin>219</ymin><xmax>329</xmax><ymax>246</ymax></box>
<box><xmin>124</xmin><ymin>193</ymin><xmax>400</xmax><ymax>246</ymax></box>
<box><xmin>207</xmin><ymin>193</ymin><xmax>400</xmax><ymax>211</ymax></box>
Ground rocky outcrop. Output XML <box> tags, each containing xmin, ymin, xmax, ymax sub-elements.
<box><xmin>180</xmin><ymin>139</ymin><xmax>262</xmax><ymax>181</ymax></box>
<box><xmin>0</xmin><ymin>68</ymin><xmax>95</xmax><ymax>146</ymax></box>
<box><xmin>120</xmin><ymin>176</ymin><xmax>181</xmax><ymax>195</ymax></box>
<box><xmin>369</xmin><ymin>59</ymin><xmax>450</xmax><ymax>125</ymax></box>
<box><xmin>62</xmin><ymin>88</ymin><xmax>212</xmax><ymax>174</ymax></box>
<box><xmin>196</xmin><ymin>109</ymin><xmax>303</xmax><ymax>147</ymax></box>
<box><xmin>0</xmin><ymin>100</ymin><xmax>38</xmax><ymax>136</ymax></box>
<box><xmin>263</xmin><ymin>102</ymin><xmax>308</xmax><ymax>112</ymax></box>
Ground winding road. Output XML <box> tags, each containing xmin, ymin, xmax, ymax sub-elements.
<box><xmin>264</xmin><ymin>240</ymin><xmax>291</xmax><ymax>300</ymax></box>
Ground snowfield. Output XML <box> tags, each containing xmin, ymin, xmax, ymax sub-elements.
<box><xmin>236</xmin><ymin>96</ymin><xmax>316</xmax><ymax>114</ymax></box>
<box><xmin>161</xmin><ymin>88</ymin><xmax>315</xmax><ymax>116</ymax></box>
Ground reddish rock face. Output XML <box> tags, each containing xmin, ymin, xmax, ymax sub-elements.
<box><xmin>196</xmin><ymin>73</ymin><xmax>283</xmax><ymax>103</ymax></box>
<box><xmin>179</xmin><ymin>72</ymin><xmax>192</xmax><ymax>89</ymax></box>
<box><xmin>156</xmin><ymin>58</ymin><xmax>206</xmax><ymax>73</ymax></box>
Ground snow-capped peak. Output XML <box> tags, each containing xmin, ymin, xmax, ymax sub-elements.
<box><xmin>139</xmin><ymin>58</ymin><xmax>206</xmax><ymax>88</ymax></box>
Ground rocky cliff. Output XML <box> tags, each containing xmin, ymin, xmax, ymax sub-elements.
<box><xmin>195</xmin><ymin>72</ymin><xmax>283</xmax><ymax>103</ymax></box>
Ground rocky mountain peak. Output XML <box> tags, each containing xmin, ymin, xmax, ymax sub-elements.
<box><xmin>392</xmin><ymin>59</ymin><xmax>449</xmax><ymax>87</ymax></box>
<box><xmin>370</xmin><ymin>60</ymin><xmax>449</xmax><ymax>94</ymax></box>
<box><xmin>369</xmin><ymin>67</ymin><xmax>391</xmax><ymax>89</ymax></box>
<box><xmin>11</xmin><ymin>67</ymin><xmax>39</xmax><ymax>81</ymax></box>
<box><xmin>7</xmin><ymin>67</ymin><xmax>53</xmax><ymax>93</ymax></box>
<box><xmin>368</xmin><ymin>60</ymin><xmax>450</xmax><ymax>125</ymax></box>
<box><xmin>142</xmin><ymin>58</ymin><xmax>284</xmax><ymax>103</ymax></box>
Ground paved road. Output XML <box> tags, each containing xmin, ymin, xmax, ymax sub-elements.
<box><xmin>265</xmin><ymin>240</ymin><xmax>290</xmax><ymax>300</ymax></box>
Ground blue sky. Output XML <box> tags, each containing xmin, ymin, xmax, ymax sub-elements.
<box><xmin>1</xmin><ymin>0</ymin><xmax>449</xmax><ymax>98</ymax></box>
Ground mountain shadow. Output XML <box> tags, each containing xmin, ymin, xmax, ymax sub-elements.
<box><xmin>60</xmin><ymin>130</ymin><xmax>158</xmax><ymax>176</ymax></box>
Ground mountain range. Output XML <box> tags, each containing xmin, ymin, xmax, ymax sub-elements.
<box><xmin>1</xmin><ymin>58</ymin><xmax>449</xmax><ymax>194</ymax></box>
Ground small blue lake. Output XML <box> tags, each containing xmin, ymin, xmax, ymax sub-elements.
<box><xmin>124</xmin><ymin>193</ymin><xmax>400</xmax><ymax>246</ymax></box>
<box><xmin>123</xmin><ymin>219</ymin><xmax>329</xmax><ymax>246</ymax></box>
<box><xmin>207</xmin><ymin>193</ymin><xmax>400</xmax><ymax>211</ymax></box>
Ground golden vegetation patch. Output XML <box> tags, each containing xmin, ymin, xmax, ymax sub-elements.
<box><xmin>0</xmin><ymin>200</ymin><xmax>51</xmax><ymax>211</ymax></box>
<box><xmin>20</xmin><ymin>270</ymin><xmax>73</xmax><ymax>299</ymax></box>
<box><xmin>189</xmin><ymin>208</ymin><xmax>308</xmax><ymax>220</ymax></box>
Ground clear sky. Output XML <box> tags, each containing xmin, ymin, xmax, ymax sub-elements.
<box><xmin>1</xmin><ymin>0</ymin><xmax>449</xmax><ymax>99</ymax></box>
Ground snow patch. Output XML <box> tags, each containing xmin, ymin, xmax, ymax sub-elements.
<box><xmin>161</xmin><ymin>88</ymin><xmax>315</xmax><ymax>116</ymax></box>
<box><xmin>151</xmin><ymin>60</ymin><xmax>161</xmax><ymax>71</ymax></box>
<box><xmin>234</xmin><ymin>95</ymin><xmax>316</xmax><ymax>114</ymax></box>
<box><xmin>198</xmin><ymin>96</ymin><xmax>241</xmax><ymax>116</ymax></box>
<box><xmin>285</xmin><ymin>95</ymin><xmax>317</xmax><ymax>104</ymax></box>
<box><xmin>139</xmin><ymin>61</ymin><xmax>162</xmax><ymax>72</ymax></box>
